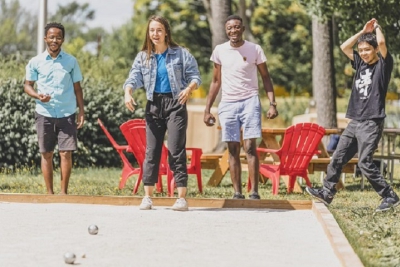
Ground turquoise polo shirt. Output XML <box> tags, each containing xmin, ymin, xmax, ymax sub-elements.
<box><xmin>25</xmin><ymin>50</ymin><xmax>83</xmax><ymax>118</ymax></box>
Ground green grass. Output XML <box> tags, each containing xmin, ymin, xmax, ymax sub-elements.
<box><xmin>1</xmin><ymin>166</ymin><xmax>400</xmax><ymax>267</ymax></box>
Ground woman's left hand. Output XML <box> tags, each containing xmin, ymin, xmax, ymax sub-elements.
<box><xmin>178</xmin><ymin>87</ymin><xmax>192</xmax><ymax>105</ymax></box>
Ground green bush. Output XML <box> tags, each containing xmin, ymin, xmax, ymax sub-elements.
<box><xmin>0</xmin><ymin>77</ymin><xmax>146</xmax><ymax>169</ymax></box>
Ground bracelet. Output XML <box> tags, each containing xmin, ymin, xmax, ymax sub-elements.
<box><xmin>374</xmin><ymin>24</ymin><xmax>381</xmax><ymax>31</ymax></box>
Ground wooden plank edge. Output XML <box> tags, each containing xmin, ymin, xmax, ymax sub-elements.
<box><xmin>0</xmin><ymin>193</ymin><xmax>311</xmax><ymax>210</ymax></box>
<box><xmin>312</xmin><ymin>201</ymin><xmax>364</xmax><ymax>267</ymax></box>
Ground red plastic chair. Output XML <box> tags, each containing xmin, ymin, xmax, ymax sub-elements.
<box><xmin>248</xmin><ymin>123</ymin><xmax>326</xmax><ymax>195</ymax></box>
<box><xmin>97</xmin><ymin>118</ymin><xmax>140</xmax><ymax>189</ymax></box>
<box><xmin>120</xmin><ymin>119</ymin><xmax>203</xmax><ymax>196</ymax></box>
<box><xmin>170</xmin><ymin>147</ymin><xmax>203</xmax><ymax>196</ymax></box>
<box><xmin>120</xmin><ymin>122</ymin><xmax>173</xmax><ymax>195</ymax></box>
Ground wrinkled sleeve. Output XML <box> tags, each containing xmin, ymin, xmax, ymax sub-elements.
<box><xmin>123</xmin><ymin>52</ymin><xmax>145</xmax><ymax>91</ymax></box>
<box><xmin>210</xmin><ymin>45</ymin><xmax>220</xmax><ymax>65</ymax></box>
<box><xmin>255</xmin><ymin>44</ymin><xmax>267</xmax><ymax>64</ymax></box>
<box><xmin>351</xmin><ymin>50</ymin><xmax>361</xmax><ymax>70</ymax></box>
<box><xmin>71</xmin><ymin>58</ymin><xmax>83</xmax><ymax>83</ymax></box>
<box><xmin>182</xmin><ymin>48</ymin><xmax>201</xmax><ymax>88</ymax></box>
<box><xmin>25</xmin><ymin>59</ymin><xmax>38</xmax><ymax>81</ymax></box>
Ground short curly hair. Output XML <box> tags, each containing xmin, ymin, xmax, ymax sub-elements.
<box><xmin>225</xmin><ymin>15</ymin><xmax>242</xmax><ymax>24</ymax></box>
<box><xmin>44</xmin><ymin>22</ymin><xmax>65</xmax><ymax>38</ymax></box>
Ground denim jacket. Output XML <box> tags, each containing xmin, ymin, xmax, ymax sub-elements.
<box><xmin>123</xmin><ymin>46</ymin><xmax>201</xmax><ymax>101</ymax></box>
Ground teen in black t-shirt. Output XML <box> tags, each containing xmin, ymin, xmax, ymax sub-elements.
<box><xmin>306</xmin><ymin>18</ymin><xmax>399</xmax><ymax>212</ymax></box>
<box><xmin>347</xmin><ymin>50</ymin><xmax>393</xmax><ymax>120</ymax></box>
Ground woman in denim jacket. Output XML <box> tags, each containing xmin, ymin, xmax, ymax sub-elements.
<box><xmin>123</xmin><ymin>15</ymin><xmax>201</xmax><ymax>211</ymax></box>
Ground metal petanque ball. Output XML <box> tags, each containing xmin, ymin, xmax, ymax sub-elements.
<box><xmin>64</xmin><ymin>252</ymin><xmax>76</xmax><ymax>264</ymax></box>
<box><xmin>88</xmin><ymin>224</ymin><xmax>99</xmax><ymax>235</ymax></box>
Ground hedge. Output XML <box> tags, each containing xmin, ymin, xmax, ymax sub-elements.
<box><xmin>0</xmin><ymin>77</ymin><xmax>146</xmax><ymax>169</ymax></box>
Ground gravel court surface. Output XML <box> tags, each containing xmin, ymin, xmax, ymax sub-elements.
<box><xmin>0</xmin><ymin>202</ymin><xmax>341</xmax><ymax>267</ymax></box>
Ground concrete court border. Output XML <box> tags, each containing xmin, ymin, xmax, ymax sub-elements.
<box><xmin>0</xmin><ymin>194</ymin><xmax>363</xmax><ymax>267</ymax></box>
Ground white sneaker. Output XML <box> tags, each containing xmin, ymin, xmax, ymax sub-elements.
<box><xmin>172</xmin><ymin>198</ymin><xmax>189</xmax><ymax>211</ymax></box>
<box><xmin>139</xmin><ymin>196</ymin><xmax>153</xmax><ymax>210</ymax></box>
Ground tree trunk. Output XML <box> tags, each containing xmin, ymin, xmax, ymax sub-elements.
<box><xmin>202</xmin><ymin>0</ymin><xmax>231</xmax><ymax>49</ymax></box>
<box><xmin>202</xmin><ymin>0</ymin><xmax>232</xmax><ymax>152</ymax></box>
<box><xmin>238</xmin><ymin>0</ymin><xmax>257</xmax><ymax>43</ymax></box>
<box><xmin>312</xmin><ymin>16</ymin><xmax>337</xmax><ymax>129</ymax></box>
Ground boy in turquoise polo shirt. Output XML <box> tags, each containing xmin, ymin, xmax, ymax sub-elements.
<box><xmin>24</xmin><ymin>22</ymin><xmax>84</xmax><ymax>195</ymax></box>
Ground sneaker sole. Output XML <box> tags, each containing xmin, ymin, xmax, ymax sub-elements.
<box><xmin>375</xmin><ymin>201</ymin><xmax>400</xmax><ymax>212</ymax></box>
<box><xmin>305</xmin><ymin>187</ymin><xmax>330</xmax><ymax>206</ymax></box>
<box><xmin>172</xmin><ymin>207</ymin><xmax>189</xmax><ymax>211</ymax></box>
<box><xmin>139</xmin><ymin>205</ymin><xmax>152</xmax><ymax>210</ymax></box>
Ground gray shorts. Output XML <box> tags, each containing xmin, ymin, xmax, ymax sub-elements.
<box><xmin>35</xmin><ymin>112</ymin><xmax>77</xmax><ymax>153</ymax></box>
<box><xmin>218</xmin><ymin>95</ymin><xmax>261</xmax><ymax>142</ymax></box>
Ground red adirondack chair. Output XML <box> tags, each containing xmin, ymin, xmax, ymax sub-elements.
<box><xmin>248</xmin><ymin>123</ymin><xmax>326</xmax><ymax>195</ymax></box>
<box><xmin>182</xmin><ymin>147</ymin><xmax>203</xmax><ymax>193</ymax></box>
<box><xmin>120</xmin><ymin>122</ymin><xmax>173</xmax><ymax>195</ymax></box>
<box><xmin>97</xmin><ymin>118</ymin><xmax>140</xmax><ymax>189</ymax></box>
<box><xmin>120</xmin><ymin>119</ymin><xmax>203</xmax><ymax>196</ymax></box>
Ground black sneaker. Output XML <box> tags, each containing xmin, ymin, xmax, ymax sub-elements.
<box><xmin>376</xmin><ymin>191</ymin><xmax>400</xmax><ymax>212</ymax></box>
<box><xmin>305</xmin><ymin>187</ymin><xmax>333</xmax><ymax>205</ymax></box>
<box><xmin>233</xmin><ymin>192</ymin><xmax>245</xmax><ymax>199</ymax></box>
<box><xmin>249</xmin><ymin>192</ymin><xmax>261</xmax><ymax>200</ymax></box>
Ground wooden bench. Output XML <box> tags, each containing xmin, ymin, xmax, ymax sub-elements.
<box><xmin>308</xmin><ymin>157</ymin><xmax>359</xmax><ymax>190</ymax></box>
<box><xmin>188</xmin><ymin>153</ymin><xmax>248</xmax><ymax>169</ymax></box>
<box><xmin>308</xmin><ymin>158</ymin><xmax>359</xmax><ymax>174</ymax></box>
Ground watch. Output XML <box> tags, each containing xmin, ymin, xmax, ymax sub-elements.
<box><xmin>270</xmin><ymin>101</ymin><xmax>277</xmax><ymax>107</ymax></box>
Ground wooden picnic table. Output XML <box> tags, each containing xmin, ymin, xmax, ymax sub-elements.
<box><xmin>205</xmin><ymin>127</ymin><xmax>358</xmax><ymax>192</ymax></box>
<box><xmin>374</xmin><ymin>128</ymin><xmax>400</xmax><ymax>183</ymax></box>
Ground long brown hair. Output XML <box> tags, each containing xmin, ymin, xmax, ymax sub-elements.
<box><xmin>141</xmin><ymin>15</ymin><xmax>179</xmax><ymax>61</ymax></box>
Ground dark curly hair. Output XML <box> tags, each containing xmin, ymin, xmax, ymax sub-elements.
<box><xmin>44</xmin><ymin>22</ymin><xmax>65</xmax><ymax>38</ymax></box>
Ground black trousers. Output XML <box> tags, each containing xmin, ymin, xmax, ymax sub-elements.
<box><xmin>323</xmin><ymin>119</ymin><xmax>392</xmax><ymax>197</ymax></box>
<box><xmin>142</xmin><ymin>93</ymin><xmax>188</xmax><ymax>187</ymax></box>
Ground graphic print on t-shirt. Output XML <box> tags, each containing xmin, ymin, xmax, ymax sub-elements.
<box><xmin>355</xmin><ymin>69</ymin><xmax>372</xmax><ymax>99</ymax></box>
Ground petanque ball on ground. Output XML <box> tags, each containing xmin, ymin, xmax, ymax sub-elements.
<box><xmin>64</xmin><ymin>252</ymin><xmax>76</xmax><ymax>264</ymax></box>
<box><xmin>88</xmin><ymin>224</ymin><xmax>99</xmax><ymax>235</ymax></box>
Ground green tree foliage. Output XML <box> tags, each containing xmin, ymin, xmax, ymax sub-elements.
<box><xmin>251</xmin><ymin>0</ymin><xmax>312</xmax><ymax>94</ymax></box>
<box><xmin>0</xmin><ymin>0</ymin><xmax>37</xmax><ymax>55</ymax></box>
<box><xmin>101</xmin><ymin>20</ymin><xmax>142</xmax><ymax>69</ymax></box>
<box><xmin>0</xmin><ymin>72</ymin><xmax>143</xmax><ymax>169</ymax></box>
<box><xmin>301</xmin><ymin>0</ymin><xmax>400</xmax><ymax>53</ymax></box>
<box><xmin>49</xmin><ymin>1</ymin><xmax>107</xmax><ymax>43</ymax></box>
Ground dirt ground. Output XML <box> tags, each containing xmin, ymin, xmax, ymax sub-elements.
<box><xmin>0</xmin><ymin>202</ymin><xmax>341</xmax><ymax>267</ymax></box>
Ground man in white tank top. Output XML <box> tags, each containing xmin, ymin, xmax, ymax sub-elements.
<box><xmin>204</xmin><ymin>15</ymin><xmax>278</xmax><ymax>199</ymax></box>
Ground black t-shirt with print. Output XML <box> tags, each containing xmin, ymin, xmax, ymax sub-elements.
<box><xmin>346</xmin><ymin>50</ymin><xmax>393</xmax><ymax>120</ymax></box>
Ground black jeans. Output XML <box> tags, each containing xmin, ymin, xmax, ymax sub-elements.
<box><xmin>323</xmin><ymin>119</ymin><xmax>392</xmax><ymax>197</ymax></box>
<box><xmin>142</xmin><ymin>93</ymin><xmax>188</xmax><ymax>187</ymax></box>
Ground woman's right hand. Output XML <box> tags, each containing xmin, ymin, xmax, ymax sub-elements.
<box><xmin>124</xmin><ymin>87</ymin><xmax>137</xmax><ymax>112</ymax></box>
